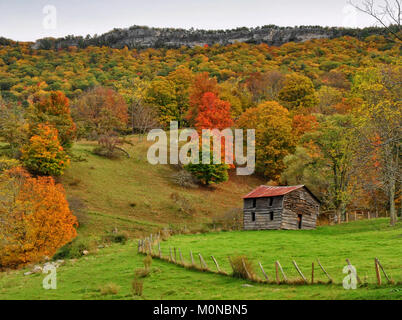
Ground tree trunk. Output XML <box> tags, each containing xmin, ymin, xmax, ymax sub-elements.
<box><xmin>389</xmin><ymin>179</ymin><xmax>396</xmax><ymax>226</ymax></box>
<box><xmin>336</xmin><ymin>208</ymin><xmax>342</xmax><ymax>224</ymax></box>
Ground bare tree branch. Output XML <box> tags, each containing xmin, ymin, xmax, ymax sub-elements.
<box><xmin>349</xmin><ymin>0</ymin><xmax>402</xmax><ymax>41</ymax></box>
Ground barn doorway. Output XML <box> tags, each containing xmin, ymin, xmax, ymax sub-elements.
<box><xmin>297</xmin><ymin>214</ymin><xmax>303</xmax><ymax>229</ymax></box>
<box><xmin>251</xmin><ymin>212</ymin><xmax>256</xmax><ymax>222</ymax></box>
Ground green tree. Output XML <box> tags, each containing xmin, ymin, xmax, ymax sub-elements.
<box><xmin>302</xmin><ymin>114</ymin><xmax>357</xmax><ymax>223</ymax></box>
<box><xmin>279</xmin><ymin>73</ymin><xmax>318</xmax><ymax>111</ymax></box>
<box><xmin>185</xmin><ymin>151</ymin><xmax>229</xmax><ymax>185</ymax></box>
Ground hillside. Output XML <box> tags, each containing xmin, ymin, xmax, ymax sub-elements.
<box><xmin>1</xmin><ymin>219</ymin><xmax>400</xmax><ymax>300</ymax></box>
<box><xmin>61</xmin><ymin>136</ymin><xmax>264</xmax><ymax>239</ymax></box>
<box><xmin>30</xmin><ymin>25</ymin><xmax>391</xmax><ymax>50</ymax></box>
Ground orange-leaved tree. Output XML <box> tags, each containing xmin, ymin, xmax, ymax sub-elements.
<box><xmin>21</xmin><ymin>124</ymin><xmax>70</xmax><ymax>176</ymax></box>
<box><xmin>186</xmin><ymin>72</ymin><xmax>220</xmax><ymax>126</ymax></box>
<box><xmin>73</xmin><ymin>86</ymin><xmax>128</xmax><ymax>138</ymax></box>
<box><xmin>0</xmin><ymin>167</ymin><xmax>78</xmax><ymax>269</ymax></box>
<box><xmin>195</xmin><ymin>92</ymin><xmax>233</xmax><ymax>130</ymax></box>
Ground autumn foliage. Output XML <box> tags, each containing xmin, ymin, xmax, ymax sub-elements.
<box><xmin>21</xmin><ymin>124</ymin><xmax>70</xmax><ymax>176</ymax></box>
<box><xmin>0</xmin><ymin>167</ymin><xmax>78</xmax><ymax>269</ymax></box>
<box><xmin>74</xmin><ymin>86</ymin><xmax>128</xmax><ymax>137</ymax></box>
<box><xmin>28</xmin><ymin>91</ymin><xmax>76</xmax><ymax>148</ymax></box>
<box><xmin>195</xmin><ymin>92</ymin><xmax>233</xmax><ymax>130</ymax></box>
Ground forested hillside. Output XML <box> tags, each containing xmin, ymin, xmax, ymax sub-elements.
<box><xmin>0</xmin><ymin>33</ymin><xmax>400</xmax><ymax>269</ymax></box>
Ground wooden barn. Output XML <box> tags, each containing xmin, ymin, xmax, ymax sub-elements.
<box><xmin>243</xmin><ymin>185</ymin><xmax>320</xmax><ymax>230</ymax></box>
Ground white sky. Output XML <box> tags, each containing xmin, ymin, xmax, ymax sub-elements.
<box><xmin>0</xmin><ymin>0</ymin><xmax>381</xmax><ymax>41</ymax></box>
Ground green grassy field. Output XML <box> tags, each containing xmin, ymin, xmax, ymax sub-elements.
<box><xmin>1</xmin><ymin>219</ymin><xmax>401</xmax><ymax>300</ymax></box>
<box><xmin>61</xmin><ymin>138</ymin><xmax>263</xmax><ymax>239</ymax></box>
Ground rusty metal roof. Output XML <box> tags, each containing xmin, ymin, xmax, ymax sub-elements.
<box><xmin>243</xmin><ymin>185</ymin><xmax>305</xmax><ymax>199</ymax></box>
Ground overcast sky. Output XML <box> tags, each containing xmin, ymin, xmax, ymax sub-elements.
<box><xmin>0</xmin><ymin>0</ymin><xmax>380</xmax><ymax>41</ymax></box>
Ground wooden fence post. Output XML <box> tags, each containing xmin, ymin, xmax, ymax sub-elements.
<box><xmin>190</xmin><ymin>250</ymin><xmax>195</xmax><ymax>266</ymax></box>
<box><xmin>311</xmin><ymin>262</ymin><xmax>314</xmax><ymax>284</ymax></box>
<box><xmin>199</xmin><ymin>254</ymin><xmax>208</xmax><ymax>270</ymax></box>
<box><xmin>258</xmin><ymin>262</ymin><xmax>269</xmax><ymax>282</ymax></box>
<box><xmin>374</xmin><ymin>258</ymin><xmax>381</xmax><ymax>285</ymax></box>
<box><xmin>241</xmin><ymin>258</ymin><xmax>251</xmax><ymax>280</ymax></box>
<box><xmin>169</xmin><ymin>247</ymin><xmax>173</xmax><ymax>262</ymax></box>
<box><xmin>179</xmin><ymin>248</ymin><xmax>183</xmax><ymax>264</ymax></box>
<box><xmin>158</xmin><ymin>242</ymin><xmax>161</xmax><ymax>258</ymax></box>
<box><xmin>292</xmin><ymin>260</ymin><xmax>307</xmax><ymax>283</ymax></box>
<box><xmin>317</xmin><ymin>259</ymin><xmax>333</xmax><ymax>283</ymax></box>
<box><xmin>275</xmin><ymin>262</ymin><xmax>280</xmax><ymax>284</ymax></box>
<box><xmin>376</xmin><ymin>258</ymin><xmax>391</xmax><ymax>283</ymax></box>
<box><xmin>276</xmin><ymin>261</ymin><xmax>287</xmax><ymax>283</ymax></box>
<box><xmin>148</xmin><ymin>241</ymin><xmax>152</xmax><ymax>257</ymax></box>
<box><xmin>211</xmin><ymin>256</ymin><xmax>221</xmax><ymax>273</ymax></box>
<box><xmin>174</xmin><ymin>248</ymin><xmax>177</xmax><ymax>263</ymax></box>
<box><xmin>228</xmin><ymin>256</ymin><xmax>235</xmax><ymax>273</ymax></box>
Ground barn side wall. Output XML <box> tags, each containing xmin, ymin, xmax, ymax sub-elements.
<box><xmin>281</xmin><ymin>188</ymin><xmax>319</xmax><ymax>230</ymax></box>
<box><xmin>243</xmin><ymin>196</ymin><xmax>283</xmax><ymax>230</ymax></box>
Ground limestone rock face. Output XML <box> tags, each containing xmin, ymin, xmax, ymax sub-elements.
<box><xmin>31</xmin><ymin>25</ymin><xmax>385</xmax><ymax>50</ymax></box>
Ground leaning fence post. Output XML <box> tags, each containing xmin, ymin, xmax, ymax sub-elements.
<box><xmin>179</xmin><ymin>248</ymin><xmax>184</xmax><ymax>264</ymax></box>
<box><xmin>276</xmin><ymin>261</ymin><xmax>287</xmax><ymax>283</ymax></box>
<box><xmin>376</xmin><ymin>258</ymin><xmax>391</xmax><ymax>283</ymax></box>
<box><xmin>228</xmin><ymin>256</ymin><xmax>235</xmax><ymax>273</ymax></box>
<box><xmin>158</xmin><ymin>242</ymin><xmax>161</xmax><ymax>258</ymax></box>
<box><xmin>241</xmin><ymin>258</ymin><xmax>251</xmax><ymax>280</ymax></box>
<box><xmin>190</xmin><ymin>250</ymin><xmax>195</xmax><ymax>266</ymax></box>
<box><xmin>258</xmin><ymin>262</ymin><xmax>269</xmax><ymax>282</ymax></box>
<box><xmin>211</xmin><ymin>256</ymin><xmax>221</xmax><ymax>273</ymax></box>
<box><xmin>292</xmin><ymin>260</ymin><xmax>307</xmax><ymax>283</ymax></box>
<box><xmin>374</xmin><ymin>258</ymin><xmax>381</xmax><ymax>285</ymax></box>
<box><xmin>317</xmin><ymin>259</ymin><xmax>333</xmax><ymax>283</ymax></box>
<box><xmin>169</xmin><ymin>247</ymin><xmax>173</xmax><ymax>262</ymax></box>
<box><xmin>199</xmin><ymin>254</ymin><xmax>208</xmax><ymax>270</ymax></box>
<box><xmin>148</xmin><ymin>241</ymin><xmax>152</xmax><ymax>255</ymax></box>
<box><xmin>346</xmin><ymin>258</ymin><xmax>361</xmax><ymax>284</ymax></box>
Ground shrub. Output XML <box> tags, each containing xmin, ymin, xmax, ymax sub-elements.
<box><xmin>184</xmin><ymin>158</ymin><xmax>229</xmax><ymax>185</ymax></box>
<box><xmin>102</xmin><ymin>232</ymin><xmax>128</xmax><ymax>245</ymax></box>
<box><xmin>93</xmin><ymin>134</ymin><xmax>129</xmax><ymax>159</ymax></box>
<box><xmin>143</xmin><ymin>255</ymin><xmax>152</xmax><ymax>270</ymax></box>
<box><xmin>160</xmin><ymin>229</ymin><xmax>171</xmax><ymax>241</ymax></box>
<box><xmin>132</xmin><ymin>278</ymin><xmax>143</xmax><ymax>296</ymax></box>
<box><xmin>100</xmin><ymin>283</ymin><xmax>120</xmax><ymax>295</ymax></box>
<box><xmin>134</xmin><ymin>268</ymin><xmax>150</xmax><ymax>278</ymax></box>
<box><xmin>0</xmin><ymin>158</ymin><xmax>20</xmax><ymax>172</ymax></box>
<box><xmin>52</xmin><ymin>239</ymin><xmax>90</xmax><ymax>260</ymax></box>
<box><xmin>171</xmin><ymin>170</ymin><xmax>198</xmax><ymax>188</ymax></box>
<box><xmin>212</xmin><ymin>208</ymin><xmax>243</xmax><ymax>230</ymax></box>
<box><xmin>170</xmin><ymin>192</ymin><xmax>195</xmax><ymax>215</ymax></box>
<box><xmin>230</xmin><ymin>255</ymin><xmax>255</xmax><ymax>280</ymax></box>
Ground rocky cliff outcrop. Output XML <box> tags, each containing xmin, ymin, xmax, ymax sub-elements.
<box><xmin>32</xmin><ymin>25</ymin><xmax>387</xmax><ymax>50</ymax></box>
